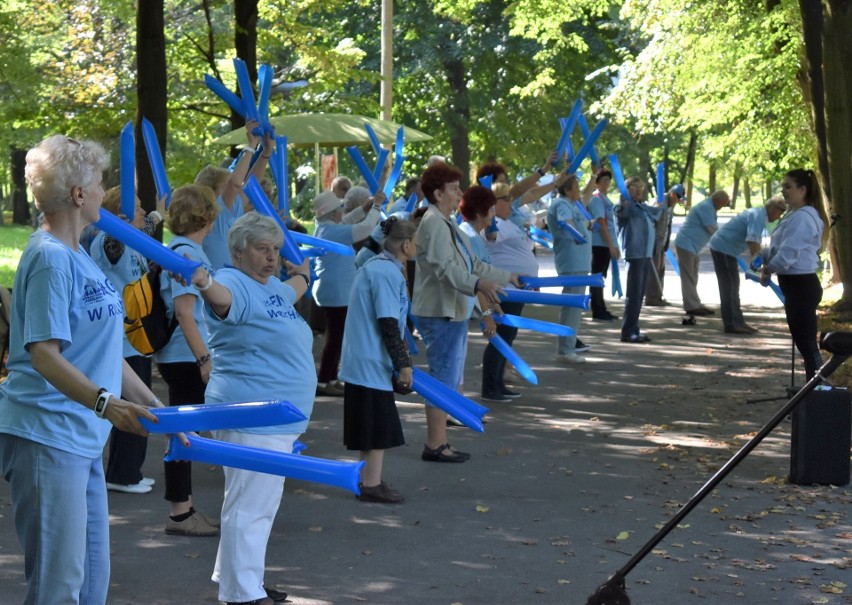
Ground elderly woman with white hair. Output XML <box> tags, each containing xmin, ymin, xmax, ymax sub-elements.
<box><xmin>0</xmin><ymin>135</ymin><xmax>161</xmax><ymax>603</ymax></box>
<box><xmin>188</xmin><ymin>212</ymin><xmax>314</xmax><ymax>605</ymax></box>
<box><xmin>312</xmin><ymin>188</ymin><xmax>384</xmax><ymax>396</ymax></box>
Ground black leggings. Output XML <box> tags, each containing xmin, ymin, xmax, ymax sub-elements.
<box><xmin>778</xmin><ymin>273</ymin><xmax>823</xmax><ymax>380</ymax></box>
<box><xmin>157</xmin><ymin>362</ymin><xmax>206</xmax><ymax>503</ymax></box>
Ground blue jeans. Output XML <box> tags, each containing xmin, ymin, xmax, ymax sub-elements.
<box><xmin>622</xmin><ymin>257</ymin><xmax>650</xmax><ymax>338</ymax></box>
<box><xmin>414</xmin><ymin>316</ymin><xmax>468</xmax><ymax>404</ymax></box>
<box><xmin>0</xmin><ymin>434</ymin><xmax>110</xmax><ymax>604</ymax></box>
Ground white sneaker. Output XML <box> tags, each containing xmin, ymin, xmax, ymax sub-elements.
<box><xmin>106</xmin><ymin>481</ymin><xmax>153</xmax><ymax>494</ymax></box>
<box><xmin>139</xmin><ymin>477</ymin><xmax>156</xmax><ymax>487</ymax></box>
<box><xmin>556</xmin><ymin>353</ymin><xmax>586</xmax><ymax>364</ymax></box>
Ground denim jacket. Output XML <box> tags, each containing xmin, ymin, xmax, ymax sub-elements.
<box><xmin>616</xmin><ymin>197</ymin><xmax>661</xmax><ymax>260</ymax></box>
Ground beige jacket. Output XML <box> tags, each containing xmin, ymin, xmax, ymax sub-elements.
<box><xmin>412</xmin><ymin>205</ymin><xmax>511</xmax><ymax>320</ymax></box>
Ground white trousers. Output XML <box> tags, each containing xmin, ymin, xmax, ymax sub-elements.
<box><xmin>211</xmin><ymin>431</ymin><xmax>298</xmax><ymax>603</ymax></box>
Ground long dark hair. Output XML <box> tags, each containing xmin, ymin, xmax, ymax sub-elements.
<box><xmin>785</xmin><ymin>168</ymin><xmax>829</xmax><ymax>249</ymax></box>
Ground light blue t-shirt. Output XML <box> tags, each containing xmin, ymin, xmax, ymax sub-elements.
<box><xmin>157</xmin><ymin>237</ymin><xmax>213</xmax><ymax>364</ymax></box>
<box><xmin>547</xmin><ymin>196</ymin><xmax>592</xmax><ymax>274</ymax></box>
<box><xmin>588</xmin><ymin>192</ymin><xmax>617</xmax><ymax>248</ymax></box>
<box><xmin>203</xmin><ymin>194</ymin><xmax>244</xmax><ymax>270</ymax></box>
<box><xmin>339</xmin><ymin>253</ymin><xmax>409</xmax><ymax>391</ymax></box>
<box><xmin>675</xmin><ymin>198</ymin><xmax>718</xmax><ymax>254</ymax></box>
<box><xmin>312</xmin><ymin>221</ymin><xmax>356</xmax><ymax>307</ymax></box>
<box><xmin>459</xmin><ymin>221</ymin><xmax>491</xmax><ymax>265</ymax></box>
<box><xmin>709</xmin><ymin>207</ymin><xmax>767</xmax><ymax>257</ymax></box>
<box><xmin>0</xmin><ymin>230</ymin><xmax>122</xmax><ymax>458</ymax></box>
<box><xmin>203</xmin><ymin>268</ymin><xmax>315</xmax><ymax>434</ymax></box>
<box><xmin>90</xmin><ymin>230</ymin><xmax>148</xmax><ymax>359</ymax></box>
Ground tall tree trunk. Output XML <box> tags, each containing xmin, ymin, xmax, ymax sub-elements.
<box><xmin>819</xmin><ymin>0</ymin><xmax>852</xmax><ymax>299</ymax></box>
<box><xmin>743</xmin><ymin>175</ymin><xmax>752</xmax><ymax>208</ymax></box>
<box><xmin>682</xmin><ymin>132</ymin><xmax>697</xmax><ymax>209</ymax></box>
<box><xmin>136</xmin><ymin>0</ymin><xmax>167</xmax><ymax>221</ymax></box>
<box><xmin>443</xmin><ymin>58</ymin><xmax>471</xmax><ymax>189</ymax></box>
<box><xmin>708</xmin><ymin>163</ymin><xmax>717</xmax><ymax>194</ymax></box>
<box><xmin>233</xmin><ymin>0</ymin><xmax>258</xmax><ymax>135</ymax></box>
<box><xmin>730</xmin><ymin>163</ymin><xmax>741</xmax><ymax>209</ymax></box>
<box><xmin>10</xmin><ymin>148</ymin><xmax>29</xmax><ymax>226</ymax></box>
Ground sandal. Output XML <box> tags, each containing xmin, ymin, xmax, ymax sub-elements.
<box><xmin>421</xmin><ymin>443</ymin><xmax>470</xmax><ymax>463</ymax></box>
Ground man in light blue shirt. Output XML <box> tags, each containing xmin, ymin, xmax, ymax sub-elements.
<box><xmin>674</xmin><ymin>190</ymin><xmax>729</xmax><ymax>315</ymax></box>
<box><xmin>709</xmin><ymin>196</ymin><xmax>786</xmax><ymax>334</ymax></box>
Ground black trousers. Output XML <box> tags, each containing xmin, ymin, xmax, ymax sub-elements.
<box><xmin>318</xmin><ymin>306</ymin><xmax>348</xmax><ymax>383</ymax></box>
<box><xmin>590</xmin><ymin>246</ymin><xmax>611</xmax><ymax>316</ymax></box>
<box><xmin>157</xmin><ymin>361</ymin><xmax>206</xmax><ymax>503</ymax></box>
<box><xmin>104</xmin><ymin>355</ymin><xmax>151</xmax><ymax>485</ymax></box>
<box><xmin>481</xmin><ymin>301</ymin><xmax>525</xmax><ymax>396</ymax></box>
<box><xmin>778</xmin><ymin>273</ymin><xmax>823</xmax><ymax>380</ymax></box>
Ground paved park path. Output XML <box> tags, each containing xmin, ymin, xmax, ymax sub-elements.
<box><xmin>1</xmin><ymin>220</ymin><xmax>850</xmax><ymax>604</ymax></box>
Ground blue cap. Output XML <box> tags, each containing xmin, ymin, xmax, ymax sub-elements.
<box><xmin>670</xmin><ymin>184</ymin><xmax>686</xmax><ymax>199</ymax></box>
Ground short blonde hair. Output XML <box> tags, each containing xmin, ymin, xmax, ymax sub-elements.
<box><xmin>167</xmin><ymin>185</ymin><xmax>218</xmax><ymax>235</ymax></box>
<box><xmin>195</xmin><ymin>165</ymin><xmax>230</xmax><ymax>193</ymax></box>
<box><xmin>25</xmin><ymin>135</ymin><xmax>108</xmax><ymax>213</ymax></box>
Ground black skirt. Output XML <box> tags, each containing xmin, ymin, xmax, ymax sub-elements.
<box><xmin>343</xmin><ymin>382</ymin><xmax>405</xmax><ymax>451</ymax></box>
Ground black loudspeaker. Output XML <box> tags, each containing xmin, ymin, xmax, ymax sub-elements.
<box><xmin>789</xmin><ymin>387</ymin><xmax>851</xmax><ymax>486</ymax></box>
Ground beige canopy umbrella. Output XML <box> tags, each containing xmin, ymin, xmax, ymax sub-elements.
<box><xmin>212</xmin><ymin>112</ymin><xmax>432</xmax><ymax>193</ymax></box>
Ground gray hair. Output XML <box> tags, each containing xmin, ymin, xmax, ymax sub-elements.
<box><xmin>765</xmin><ymin>195</ymin><xmax>787</xmax><ymax>214</ymax></box>
<box><xmin>382</xmin><ymin>218</ymin><xmax>417</xmax><ymax>254</ymax></box>
<box><xmin>25</xmin><ymin>135</ymin><xmax>108</xmax><ymax>213</ymax></box>
<box><xmin>343</xmin><ymin>185</ymin><xmax>371</xmax><ymax>211</ymax></box>
<box><xmin>228</xmin><ymin>212</ymin><xmax>284</xmax><ymax>258</ymax></box>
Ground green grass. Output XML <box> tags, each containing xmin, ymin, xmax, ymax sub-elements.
<box><xmin>0</xmin><ymin>224</ymin><xmax>34</xmax><ymax>289</ymax></box>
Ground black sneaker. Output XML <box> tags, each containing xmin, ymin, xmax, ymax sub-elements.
<box><xmin>593</xmin><ymin>312</ymin><xmax>617</xmax><ymax>321</ymax></box>
<box><xmin>620</xmin><ymin>333</ymin><xmax>651</xmax><ymax>343</ymax></box>
<box><xmin>574</xmin><ymin>339</ymin><xmax>591</xmax><ymax>353</ymax></box>
<box><xmin>500</xmin><ymin>389</ymin><xmax>521</xmax><ymax>399</ymax></box>
<box><xmin>481</xmin><ymin>392</ymin><xmax>512</xmax><ymax>402</ymax></box>
<box><xmin>264</xmin><ymin>586</ymin><xmax>288</xmax><ymax>602</ymax></box>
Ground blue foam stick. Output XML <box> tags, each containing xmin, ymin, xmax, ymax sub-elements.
<box><xmin>485</xmin><ymin>215</ymin><xmax>499</xmax><ymax>234</ymax></box>
<box><xmin>165</xmin><ymin>434</ymin><xmax>364</xmax><ymax>495</ymax></box>
<box><xmin>556</xmin><ymin>99</ymin><xmax>584</xmax><ymax>164</ymax></box>
<box><xmin>481</xmin><ymin>322</ymin><xmax>538</xmax><ymax>385</ymax></box>
<box><xmin>744</xmin><ymin>270</ymin><xmax>785</xmax><ymax>303</ymax></box>
<box><xmin>610</xmin><ymin>258</ymin><xmax>623</xmax><ymax>298</ymax></box>
<box><xmin>559</xmin><ymin>118</ymin><xmax>576</xmax><ymax>163</ymax></box>
<box><xmin>139</xmin><ymin>400</ymin><xmax>306</xmax><ymax>434</ymax></box>
<box><xmin>529</xmin><ymin>225</ymin><xmax>553</xmax><ymax>241</ymax></box>
<box><xmin>371</xmin><ymin>148</ymin><xmax>389</xmax><ymax>185</ymax></box>
<box><xmin>233</xmin><ymin>58</ymin><xmax>260</xmax><ymax>125</ymax></box>
<box><xmin>204</xmin><ymin>74</ymin><xmax>246</xmax><ymax>118</ymax></box>
<box><xmin>301</xmin><ymin>246</ymin><xmax>329</xmax><ymax>258</ymax></box>
<box><xmin>564</xmin><ymin>118</ymin><xmax>607</xmax><ymax>175</ymax></box>
<box><xmin>257</xmin><ymin>64</ymin><xmax>273</xmax><ymax>127</ymax></box>
<box><xmin>529</xmin><ymin>233</ymin><xmax>554</xmax><ymax>249</ymax></box>
<box><xmin>665</xmin><ymin>249</ymin><xmax>681</xmax><ymax>276</ymax></box>
<box><xmin>558</xmin><ymin>220</ymin><xmax>587</xmax><ymax>244</ymax></box>
<box><xmin>363</xmin><ymin>123</ymin><xmax>382</xmax><ymax>155</ymax></box>
<box><xmin>575</xmin><ymin>200</ymin><xmax>594</xmax><ymax>222</ymax></box>
<box><xmin>290</xmin><ymin>231</ymin><xmax>354</xmax><ymax>256</ymax></box>
<box><xmin>120</xmin><ymin>122</ymin><xmax>136</xmax><ymax>220</ymax></box>
<box><xmin>737</xmin><ymin>258</ymin><xmax>785</xmax><ymax>303</ymax></box>
<box><xmin>293</xmin><ymin>440</ymin><xmax>307</xmax><ymax>454</ymax></box>
<box><xmin>270</xmin><ymin>135</ymin><xmax>289</xmax><ymax>213</ymax></box>
<box><xmin>608</xmin><ymin>154</ymin><xmax>631</xmax><ymax>200</ymax></box>
<box><xmin>410</xmin><ymin>368</ymin><xmax>487</xmax><ymax>432</ymax></box>
<box><xmin>95</xmin><ymin>210</ymin><xmax>200</xmax><ymax>281</ymax></box>
<box><xmin>499</xmin><ymin>289</ymin><xmax>590</xmax><ymax>309</ymax></box>
<box><xmin>478</xmin><ymin>174</ymin><xmax>493</xmax><ymax>189</ymax></box>
<box><xmin>404</xmin><ymin>326</ymin><xmax>418</xmax><ymax>356</ymax></box>
<box><xmin>493</xmin><ymin>313</ymin><xmax>575</xmax><ymax>337</ymax></box>
<box><xmin>346</xmin><ymin>146</ymin><xmax>381</xmax><ymax>195</ymax></box>
<box><xmin>520</xmin><ymin>274</ymin><xmax>605</xmax><ymax>289</ymax></box>
<box><xmin>405</xmin><ymin>192</ymin><xmax>418</xmax><ymax>213</ymax></box>
<box><xmin>577</xmin><ymin>114</ymin><xmax>600</xmax><ymax>166</ymax></box>
<box><xmin>141</xmin><ymin>118</ymin><xmax>171</xmax><ymax>208</ymax></box>
<box><xmin>394</xmin><ymin>126</ymin><xmax>404</xmax><ymax>158</ymax></box>
<box><xmin>243</xmin><ymin>176</ymin><xmax>305</xmax><ymax>265</ymax></box>
<box><xmin>656</xmin><ymin>162</ymin><xmax>665</xmax><ymax>204</ymax></box>
<box><xmin>383</xmin><ymin>152</ymin><xmax>405</xmax><ymax>199</ymax></box>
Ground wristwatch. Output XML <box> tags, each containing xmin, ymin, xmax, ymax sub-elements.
<box><xmin>94</xmin><ymin>388</ymin><xmax>112</xmax><ymax>418</ymax></box>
